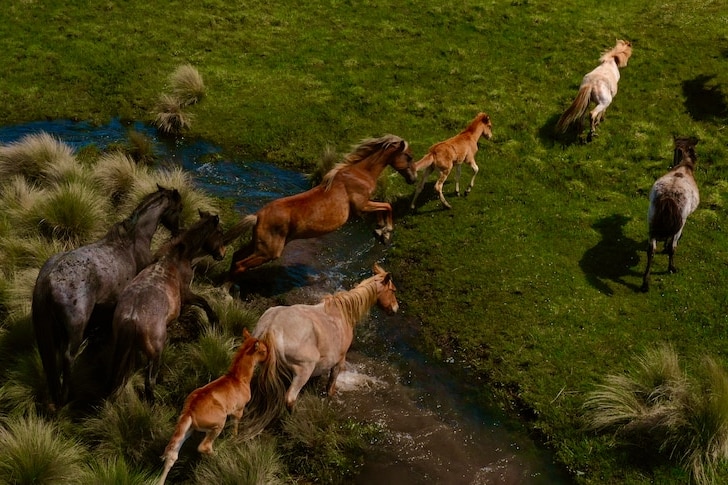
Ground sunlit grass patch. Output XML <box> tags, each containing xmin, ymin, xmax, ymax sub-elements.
<box><xmin>191</xmin><ymin>436</ymin><xmax>286</xmax><ymax>485</ymax></box>
<box><xmin>0</xmin><ymin>132</ymin><xmax>76</xmax><ymax>186</ymax></box>
<box><xmin>93</xmin><ymin>151</ymin><xmax>149</xmax><ymax>205</ymax></box>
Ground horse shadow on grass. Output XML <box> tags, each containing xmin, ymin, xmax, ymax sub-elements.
<box><xmin>537</xmin><ymin>113</ymin><xmax>585</xmax><ymax>147</ymax></box>
<box><xmin>682</xmin><ymin>74</ymin><xmax>728</xmax><ymax>122</ymax></box>
<box><xmin>579</xmin><ymin>214</ymin><xmax>644</xmax><ymax>295</ymax></box>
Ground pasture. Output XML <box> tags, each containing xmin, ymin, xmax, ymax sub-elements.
<box><xmin>1</xmin><ymin>0</ymin><xmax>728</xmax><ymax>483</ymax></box>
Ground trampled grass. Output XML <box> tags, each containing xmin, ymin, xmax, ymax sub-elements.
<box><xmin>0</xmin><ymin>0</ymin><xmax>727</xmax><ymax>483</ymax></box>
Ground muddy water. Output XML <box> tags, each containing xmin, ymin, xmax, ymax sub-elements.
<box><xmin>0</xmin><ymin>120</ymin><xmax>572</xmax><ymax>484</ymax></box>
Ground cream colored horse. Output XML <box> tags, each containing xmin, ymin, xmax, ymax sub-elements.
<box><xmin>410</xmin><ymin>112</ymin><xmax>493</xmax><ymax>209</ymax></box>
<box><xmin>556</xmin><ymin>40</ymin><xmax>632</xmax><ymax>140</ymax></box>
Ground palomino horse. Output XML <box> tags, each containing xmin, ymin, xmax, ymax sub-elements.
<box><xmin>32</xmin><ymin>185</ymin><xmax>182</xmax><ymax>410</ymax></box>
<box><xmin>410</xmin><ymin>112</ymin><xmax>493</xmax><ymax>210</ymax></box>
<box><xmin>555</xmin><ymin>39</ymin><xmax>633</xmax><ymax>141</ymax></box>
<box><xmin>246</xmin><ymin>264</ymin><xmax>398</xmax><ymax>430</ymax></box>
<box><xmin>641</xmin><ymin>137</ymin><xmax>700</xmax><ymax>292</ymax></box>
<box><xmin>223</xmin><ymin>135</ymin><xmax>416</xmax><ymax>284</ymax></box>
<box><xmin>108</xmin><ymin>210</ymin><xmax>226</xmax><ymax>401</ymax></box>
<box><xmin>157</xmin><ymin>329</ymin><xmax>268</xmax><ymax>485</ymax></box>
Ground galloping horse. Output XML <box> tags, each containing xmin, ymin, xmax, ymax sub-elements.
<box><xmin>109</xmin><ymin>210</ymin><xmax>226</xmax><ymax>401</ymax></box>
<box><xmin>555</xmin><ymin>39</ymin><xmax>632</xmax><ymax>141</ymax></box>
<box><xmin>223</xmin><ymin>136</ymin><xmax>415</xmax><ymax>284</ymax></box>
<box><xmin>245</xmin><ymin>264</ymin><xmax>398</xmax><ymax>431</ymax></box>
<box><xmin>32</xmin><ymin>185</ymin><xmax>182</xmax><ymax>410</ymax></box>
<box><xmin>157</xmin><ymin>329</ymin><xmax>268</xmax><ymax>485</ymax></box>
<box><xmin>641</xmin><ymin>137</ymin><xmax>700</xmax><ymax>292</ymax></box>
<box><xmin>410</xmin><ymin>112</ymin><xmax>493</xmax><ymax>209</ymax></box>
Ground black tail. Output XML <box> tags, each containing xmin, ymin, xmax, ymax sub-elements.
<box><xmin>32</xmin><ymin>286</ymin><xmax>64</xmax><ymax>409</ymax></box>
<box><xmin>107</xmin><ymin>319</ymin><xmax>138</xmax><ymax>397</ymax></box>
<box><xmin>650</xmin><ymin>197</ymin><xmax>684</xmax><ymax>240</ymax></box>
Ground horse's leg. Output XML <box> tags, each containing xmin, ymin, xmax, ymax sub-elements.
<box><xmin>641</xmin><ymin>238</ymin><xmax>657</xmax><ymax>292</ymax></box>
<box><xmin>410</xmin><ymin>165</ymin><xmax>435</xmax><ymax>209</ymax></box>
<box><xmin>434</xmin><ymin>167</ymin><xmax>453</xmax><ymax>209</ymax></box>
<box><xmin>667</xmin><ymin>232</ymin><xmax>681</xmax><ymax>274</ymax></box>
<box><xmin>326</xmin><ymin>360</ymin><xmax>345</xmax><ymax>396</ymax></box>
<box><xmin>145</xmin><ymin>353</ymin><xmax>162</xmax><ymax>402</ymax></box>
<box><xmin>589</xmin><ymin>96</ymin><xmax>611</xmax><ymax>140</ymax></box>
<box><xmin>454</xmin><ymin>163</ymin><xmax>463</xmax><ymax>197</ymax></box>
<box><xmin>465</xmin><ymin>156</ymin><xmax>479</xmax><ymax>196</ymax></box>
<box><xmin>286</xmin><ymin>364</ymin><xmax>316</xmax><ymax>410</ymax></box>
<box><xmin>61</xmin><ymin>324</ymin><xmax>85</xmax><ymax>405</ymax></box>
<box><xmin>159</xmin><ymin>415</ymin><xmax>194</xmax><ymax>485</ymax></box>
<box><xmin>360</xmin><ymin>201</ymin><xmax>394</xmax><ymax>243</ymax></box>
<box><xmin>184</xmin><ymin>291</ymin><xmax>218</xmax><ymax>325</ymax></box>
<box><xmin>197</xmin><ymin>425</ymin><xmax>223</xmax><ymax>455</ymax></box>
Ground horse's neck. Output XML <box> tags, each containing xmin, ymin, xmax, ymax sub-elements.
<box><xmin>229</xmin><ymin>355</ymin><xmax>257</xmax><ymax>383</ymax></box>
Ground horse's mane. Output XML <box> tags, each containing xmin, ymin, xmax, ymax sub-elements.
<box><xmin>323</xmin><ymin>273</ymin><xmax>383</xmax><ymax>327</ymax></box>
<box><xmin>462</xmin><ymin>112</ymin><xmax>489</xmax><ymax>134</ymax></box>
<box><xmin>321</xmin><ymin>134</ymin><xmax>406</xmax><ymax>191</ymax></box>
<box><xmin>120</xmin><ymin>189</ymin><xmax>167</xmax><ymax>234</ymax></box>
<box><xmin>599</xmin><ymin>39</ymin><xmax>632</xmax><ymax>67</ymax></box>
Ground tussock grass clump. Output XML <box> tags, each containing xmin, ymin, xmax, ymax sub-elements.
<box><xmin>169</xmin><ymin>64</ymin><xmax>206</xmax><ymax>107</ymax></box>
<box><xmin>79</xmin><ymin>456</ymin><xmax>158</xmax><ymax>485</ymax></box>
<box><xmin>126</xmin><ymin>130</ymin><xmax>159</xmax><ymax>166</ymax></box>
<box><xmin>585</xmin><ymin>346</ymin><xmax>728</xmax><ymax>484</ymax></box>
<box><xmin>154</xmin><ymin>94</ymin><xmax>195</xmax><ymax>134</ymax></box>
<box><xmin>93</xmin><ymin>151</ymin><xmax>148</xmax><ymax>205</ymax></box>
<box><xmin>0</xmin><ymin>414</ymin><xmax>87</xmax><ymax>485</ymax></box>
<box><xmin>28</xmin><ymin>181</ymin><xmax>108</xmax><ymax>245</ymax></box>
<box><xmin>80</xmin><ymin>386</ymin><xmax>175</xmax><ymax>469</ymax></box>
<box><xmin>279</xmin><ymin>395</ymin><xmax>381</xmax><ymax>483</ymax></box>
<box><xmin>0</xmin><ymin>350</ymin><xmax>46</xmax><ymax>418</ymax></box>
<box><xmin>0</xmin><ymin>132</ymin><xmax>76</xmax><ymax>186</ymax></box>
<box><xmin>191</xmin><ymin>436</ymin><xmax>286</xmax><ymax>485</ymax></box>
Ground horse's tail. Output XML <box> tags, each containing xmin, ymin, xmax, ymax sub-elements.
<box><xmin>31</xmin><ymin>283</ymin><xmax>64</xmax><ymax>410</ymax></box>
<box><xmin>222</xmin><ymin>214</ymin><xmax>258</xmax><ymax>245</ymax></box>
<box><xmin>413</xmin><ymin>153</ymin><xmax>435</xmax><ymax>172</ymax></box>
<box><xmin>239</xmin><ymin>332</ymin><xmax>289</xmax><ymax>438</ymax></box>
<box><xmin>158</xmin><ymin>413</ymin><xmax>194</xmax><ymax>485</ymax></box>
<box><xmin>649</xmin><ymin>197</ymin><xmax>685</xmax><ymax>240</ymax></box>
<box><xmin>108</xmin><ymin>319</ymin><xmax>138</xmax><ymax>397</ymax></box>
<box><xmin>556</xmin><ymin>85</ymin><xmax>592</xmax><ymax>133</ymax></box>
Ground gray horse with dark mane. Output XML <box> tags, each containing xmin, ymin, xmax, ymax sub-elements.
<box><xmin>32</xmin><ymin>185</ymin><xmax>182</xmax><ymax>410</ymax></box>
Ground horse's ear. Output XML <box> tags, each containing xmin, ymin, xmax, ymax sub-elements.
<box><xmin>383</xmin><ymin>272</ymin><xmax>392</xmax><ymax>285</ymax></box>
<box><xmin>373</xmin><ymin>263</ymin><xmax>385</xmax><ymax>275</ymax></box>
<box><xmin>243</xmin><ymin>328</ymin><xmax>251</xmax><ymax>339</ymax></box>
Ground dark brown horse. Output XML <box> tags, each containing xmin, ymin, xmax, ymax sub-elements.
<box><xmin>223</xmin><ymin>135</ymin><xmax>415</xmax><ymax>286</ymax></box>
<box><xmin>641</xmin><ymin>137</ymin><xmax>700</xmax><ymax>292</ymax></box>
<box><xmin>108</xmin><ymin>210</ymin><xmax>226</xmax><ymax>401</ymax></box>
<box><xmin>158</xmin><ymin>329</ymin><xmax>268</xmax><ymax>485</ymax></box>
<box><xmin>32</xmin><ymin>185</ymin><xmax>182</xmax><ymax>410</ymax></box>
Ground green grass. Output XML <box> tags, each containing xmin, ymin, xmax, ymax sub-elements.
<box><xmin>1</xmin><ymin>0</ymin><xmax>728</xmax><ymax>483</ymax></box>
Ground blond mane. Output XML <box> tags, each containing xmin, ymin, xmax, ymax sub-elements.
<box><xmin>323</xmin><ymin>274</ymin><xmax>382</xmax><ymax>327</ymax></box>
<box><xmin>321</xmin><ymin>134</ymin><xmax>406</xmax><ymax>191</ymax></box>
<box><xmin>599</xmin><ymin>39</ymin><xmax>632</xmax><ymax>67</ymax></box>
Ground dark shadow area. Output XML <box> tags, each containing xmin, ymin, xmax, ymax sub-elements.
<box><xmin>579</xmin><ymin>214</ymin><xmax>644</xmax><ymax>295</ymax></box>
<box><xmin>538</xmin><ymin>112</ymin><xmax>585</xmax><ymax>147</ymax></box>
<box><xmin>232</xmin><ymin>263</ymin><xmax>320</xmax><ymax>299</ymax></box>
<box><xmin>682</xmin><ymin>74</ymin><xmax>728</xmax><ymax>122</ymax></box>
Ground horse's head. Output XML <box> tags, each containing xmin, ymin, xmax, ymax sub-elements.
<box><xmin>373</xmin><ymin>263</ymin><xmax>399</xmax><ymax>315</ymax></box>
<box><xmin>198</xmin><ymin>210</ymin><xmax>227</xmax><ymax>261</ymax></box>
<box><xmin>243</xmin><ymin>328</ymin><xmax>269</xmax><ymax>363</ymax></box>
<box><xmin>158</xmin><ymin>185</ymin><xmax>183</xmax><ymax>236</ymax></box>
<box><xmin>672</xmin><ymin>136</ymin><xmax>699</xmax><ymax>168</ymax></box>
<box><xmin>388</xmin><ymin>139</ymin><xmax>417</xmax><ymax>185</ymax></box>
<box><xmin>478</xmin><ymin>113</ymin><xmax>493</xmax><ymax>141</ymax></box>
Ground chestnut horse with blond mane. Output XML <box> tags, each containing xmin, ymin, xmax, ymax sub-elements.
<box><xmin>556</xmin><ymin>39</ymin><xmax>632</xmax><ymax>141</ymax></box>
<box><xmin>410</xmin><ymin>112</ymin><xmax>493</xmax><ymax>210</ymax></box>
<box><xmin>157</xmin><ymin>329</ymin><xmax>268</xmax><ymax>485</ymax></box>
<box><xmin>223</xmin><ymin>135</ymin><xmax>416</xmax><ymax>285</ymax></box>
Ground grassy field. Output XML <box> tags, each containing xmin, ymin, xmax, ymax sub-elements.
<box><xmin>2</xmin><ymin>0</ymin><xmax>728</xmax><ymax>483</ymax></box>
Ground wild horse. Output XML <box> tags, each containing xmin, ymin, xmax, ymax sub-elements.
<box><xmin>223</xmin><ymin>135</ymin><xmax>415</xmax><ymax>285</ymax></box>
<box><xmin>157</xmin><ymin>329</ymin><xmax>268</xmax><ymax>485</ymax></box>
<box><xmin>108</xmin><ymin>210</ymin><xmax>226</xmax><ymax>401</ymax></box>
<box><xmin>641</xmin><ymin>137</ymin><xmax>700</xmax><ymax>292</ymax></box>
<box><xmin>555</xmin><ymin>39</ymin><xmax>633</xmax><ymax>141</ymax></box>
<box><xmin>32</xmin><ymin>185</ymin><xmax>182</xmax><ymax>410</ymax></box>
<box><xmin>244</xmin><ymin>264</ymin><xmax>399</xmax><ymax>433</ymax></box>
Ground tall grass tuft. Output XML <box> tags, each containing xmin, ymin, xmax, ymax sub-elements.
<box><xmin>126</xmin><ymin>130</ymin><xmax>159</xmax><ymax>166</ymax></box>
<box><xmin>191</xmin><ymin>436</ymin><xmax>286</xmax><ymax>485</ymax></box>
<box><xmin>308</xmin><ymin>145</ymin><xmax>340</xmax><ymax>187</ymax></box>
<box><xmin>154</xmin><ymin>94</ymin><xmax>194</xmax><ymax>135</ymax></box>
<box><xmin>92</xmin><ymin>151</ymin><xmax>148</xmax><ymax>205</ymax></box>
<box><xmin>0</xmin><ymin>414</ymin><xmax>87</xmax><ymax>485</ymax></box>
<box><xmin>169</xmin><ymin>64</ymin><xmax>205</xmax><ymax>107</ymax></box>
<box><xmin>79</xmin><ymin>456</ymin><xmax>158</xmax><ymax>485</ymax></box>
<box><xmin>585</xmin><ymin>347</ymin><xmax>728</xmax><ymax>484</ymax></box>
<box><xmin>0</xmin><ymin>133</ymin><xmax>76</xmax><ymax>186</ymax></box>
<box><xmin>0</xmin><ymin>350</ymin><xmax>47</xmax><ymax>418</ymax></box>
<box><xmin>279</xmin><ymin>394</ymin><xmax>381</xmax><ymax>483</ymax></box>
<box><xmin>27</xmin><ymin>181</ymin><xmax>108</xmax><ymax>245</ymax></box>
<box><xmin>80</xmin><ymin>386</ymin><xmax>175</xmax><ymax>469</ymax></box>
